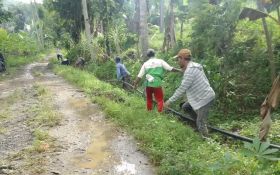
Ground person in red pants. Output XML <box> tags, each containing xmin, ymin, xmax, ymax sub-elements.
<box><xmin>134</xmin><ymin>49</ymin><xmax>181</xmax><ymax>112</ymax></box>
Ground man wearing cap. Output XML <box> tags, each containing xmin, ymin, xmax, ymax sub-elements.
<box><xmin>134</xmin><ymin>49</ymin><xmax>181</xmax><ymax>112</ymax></box>
<box><xmin>164</xmin><ymin>49</ymin><xmax>215</xmax><ymax>137</ymax></box>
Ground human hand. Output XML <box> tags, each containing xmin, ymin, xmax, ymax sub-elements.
<box><xmin>133</xmin><ymin>82</ymin><xmax>138</xmax><ymax>90</ymax></box>
<box><xmin>164</xmin><ymin>100</ymin><xmax>171</xmax><ymax>108</ymax></box>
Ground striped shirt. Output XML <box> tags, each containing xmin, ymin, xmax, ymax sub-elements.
<box><xmin>137</xmin><ymin>58</ymin><xmax>173</xmax><ymax>87</ymax></box>
<box><xmin>168</xmin><ymin>61</ymin><xmax>215</xmax><ymax>110</ymax></box>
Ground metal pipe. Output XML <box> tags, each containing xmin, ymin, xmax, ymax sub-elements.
<box><xmin>107</xmin><ymin>79</ymin><xmax>280</xmax><ymax>149</ymax></box>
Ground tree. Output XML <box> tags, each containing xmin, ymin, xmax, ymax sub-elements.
<box><xmin>138</xmin><ymin>0</ymin><xmax>149</xmax><ymax>59</ymax></box>
<box><xmin>189</xmin><ymin>0</ymin><xmax>241</xmax><ymax>58</ymax></box>
<box><xmin>0</xmin><ymin>0</ymin><xmax>11</xmax><ymax>24</ymax></box>
<box><xmin>177</xmin><ymin>2</ymin><xmax>188</xmax><ymax>39</ymax></box>
<box><xmin>100</xmin><ymin>0</ymin><xmax>111</xmax><ymax>56</ymax></box>
<box><xmin>48</xmin><ymin>0</ymin><xmax>83</xmax><ymax>43</ymax></box>
<box><xmin>160</xmin><ymin>0</ymin><xmax>164</xmax><ymax>33</ymax></box>
<box><xmin>162</xmin><ymin>0</ymin><xmax>176</xmax><ymax>52</ymax></box>
<box><xmin>31</xmin><ymin>0</ymin><xmax>44</xmax><ymax>49</ymax></box>
<box><xmin>257</xmin><ymin>0</ymin><xmax>276</xmax><ymax>82</ymax></box>
<box><xmin>14</xmin><ymin>9</ymin><xmax>25</xmax><ymax>32</ymax></box>
<box><xmin>81</xmin><ymin>0</ymin><xmax>95</xmax><ymax>60</ymax></box>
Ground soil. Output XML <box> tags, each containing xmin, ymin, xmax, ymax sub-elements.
<box><xmin>0</xmin><ymin>55</ymin><xmax>155</xmax><ymax>175</ymax></box>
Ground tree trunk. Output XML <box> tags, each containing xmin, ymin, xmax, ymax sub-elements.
<box><xmin>82</xmin><ymin>0</ymin><xmax>95</xmax><ymax>60</ymax></box>
<box><xmin>113</xmin><ymin>28</ymin><xmax>121</xmax><ymax>54</ymax></box>
<box><xmin>262</xmin><ymin>18</ymin><xmax>276</xmax><ymax>81</ymax></box>
<box><xmin>32</xmin><ymin>0</ymin><xmax>44</xmax><ymax>49</ymax></box>
<box><xmin>257</xmin><ymin>0</ymin><xmax>276</xmax><ymax>82</ymax></box>
<box><xmin>277</xmin><ymin>6</ymin><xmax>280</xmax><ymax>22</ymax></box>
<box><xmin>162</xmin><ymin>1</ymin><xmax>176</xmax><ymax>52</ymax></box>
<box><xmin>101</xmin><ymin>0</ymin><xmax>111</xmax><ymax>56</ymax></box>
<box><xmin>160</xmin><ymin>0</ymin><xmax>164</xmax><ymax>33</ymax></box>
<box><xmin>139</xmin><ymin>0</ymin><xmax>149</xmax><ymax>60</ymax></box>
<box><xmin>132</xmin><ymin>0</ymin><xmax>140</xmax><ymax>34</ymax></box>
<box><xmin>102</xmin><ymin>20</ymin><xmax>110</xmax><ymax>56</ymax></box>
<box><xmin>180</xmin><ymin>21</ymin><xmax>183</xmax><ymax>39</ymax></box>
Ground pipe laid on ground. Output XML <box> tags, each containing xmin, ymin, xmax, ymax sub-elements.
<box><xmin>109</xmin><ymin>80</ymin><xmax>280</xmax><ymax>149</ymax></box>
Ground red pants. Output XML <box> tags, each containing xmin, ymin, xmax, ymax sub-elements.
<box><xmin>146</xmin><ymin>87</ymin><xmax>164</xmax><ymax>112</ymax></box>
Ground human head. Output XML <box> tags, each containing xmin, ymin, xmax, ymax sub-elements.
<box><xmin>147</xmin><ymin>49</ymin><xmax>155</xmax><ymax>58</ymax></box>
<box><xmin>174</xmin><ymin>49</ymin><xmax>192</xmax><ymax>69</ymax></box>
<box><xmin>115</xmin><ymin>56</ymin><xmax>121</xmax><ymax>63</ymax></box>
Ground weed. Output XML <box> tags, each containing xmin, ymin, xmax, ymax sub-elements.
<box><xmin>53</xmin><ymin>65</ymin><xmax>280</xmax><ymax>174</ymax></box>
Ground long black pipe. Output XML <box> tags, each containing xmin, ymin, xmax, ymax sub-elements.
<box><xmin>108</xmin><ymin>80</ymin><xmax>280</xmax><ymax>149</ymax></box>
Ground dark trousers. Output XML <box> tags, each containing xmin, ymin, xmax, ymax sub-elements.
<box><xmin>181</xmin><ymin>102</ymin><xmax>197</xmax><ymax>119</ymax></box>
<box><xmin>57</xmin><ymin>54</ymin><xmax>62</xmax><ymax>61</ymax></box>
<box><xmin>122</xmin><ymin>75</ymin><xmax>131</xmax><ymax>90</ymax></box>
<box><xmin>182</xmin><ymin>100</ymin><xmax>214</xmax><ymax>136</ymax></box>
<box><xmin>0</xmin><ymin>61</ymin><xmax>5</xmax><ymax>72</ymax></box>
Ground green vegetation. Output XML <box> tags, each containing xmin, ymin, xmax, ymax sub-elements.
<box><xmin>49</xmin><ymin>0</ymin><xmax>280</xmax><ymax>146</ymax></box>
<box><xmin>0</xmin><ymin>89</ymin><xmax>23</xmax><ymax>133</ymax></box>
<box><xmin>54</xmin><ymin>65</ymin><xmax>279</xmax><ymax>174</ymax></box>
<box><xmin>1</xmin><ymin>0</ymin><xmax>280</xmax><ymax>174</ymax></box>
<box><xmin>28</xmin><ymin>84</ymin><xmax>61</xmax><ymax>128</ymax></box>
<box><xmin>7</xmin><ymin>84</ymin><xmax>61</xmax><ymax>174</ymax></box>
<box><xmin>0</xmin><ymin>28</ymin><xmax>48</xmax><ymax>80</ymax></box>
<box><xmin>9</xmin><ymin>129</ymin><xmax>56</xmax><ymax>175</ymax></box>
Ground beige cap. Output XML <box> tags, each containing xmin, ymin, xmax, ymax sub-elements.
<box><xmin>173</xmin><ymin>49</ymin><xmax>192</xmax><ymax>59</ymax></box>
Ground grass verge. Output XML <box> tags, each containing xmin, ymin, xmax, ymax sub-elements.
<box><xmin>54</xmin><ymin>65</ymin><xmax>280</xmax><ymax>175</ymax></box>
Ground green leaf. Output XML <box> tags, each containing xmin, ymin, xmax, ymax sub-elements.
<box><xmin>252</xmin><ymin>138</ymin><xmax>261</xmax><ymax>152</ymax></box>
<box><xmin>262</xmin><ymin>148</ymin><xmax>279</xmax><ymax>155</ymax></box>
<box><xmin>244</xmin><ymin>142</ymin><xmax>254</xmax><ymax>151</ymax></box>
<box><xmin>259</xmin><ymin>141</ymin><xmax>270</xmax><ymax>154</ymax></box>
<box><xmin>240</xmin><ymin>149</ymin><xmax>255</xmax><ymax>157</ymax></box>
<box><xmin>262</xmin><ymin>155</ymin><xmax>280</xmax><ymax>161</ymax></box>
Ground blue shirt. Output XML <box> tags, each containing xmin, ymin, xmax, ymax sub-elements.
<box><xmin>116</xmin><ymin>63</ymin><xmax>130</xmax><ymax>80</ymax></box>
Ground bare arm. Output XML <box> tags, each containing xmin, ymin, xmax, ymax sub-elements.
<box><xmin>134</xmin><ymin>77</ymin><xmax>141</xmax><ymax>89</ymax></box>
<box><xmin>171</xmin><ymin>67</ymin><xmax>183</xmax><ymax>73</ymax></box>
<box><xmin>134</xmin><ymin>64</ymin><xmax>145</xmax><ymax>89</ymax></box>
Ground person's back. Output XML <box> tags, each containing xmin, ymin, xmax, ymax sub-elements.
<box><xmin>115</xmin><ymin>57</ymin><xmax>130</xmax><ymax>80</ymax></box>
<box><xmin>75</xmin><ymin>57</ymin><xmax>85</xmax><ymax>68</ymax></box>
<box><xmin>61</xmin><ymin>57</ymin><xmax>69</xmax><ymax>65</ymax></box>
<box><xmin>115</xmin><ymin>57</ymin><xmax>131</xmax><ymax>89</ymax></box>
<box><xmin>116</xmin><ymin>62</ymin><xmax>129</xmax><ymax>78</ymax></box>
<box><xmin>141</xmin><ymin>58</ymin><xmax>172</xmax><ymax>88</ymax></box>
<box><xmin>184</xmin><ymin>61</ymin><xmax>215</xmax><ymax>109</ymax></box>
<box><xmin>134</xmin><ymin>49</ymin><xmax>180</xmax><ymax>112</ymax></box>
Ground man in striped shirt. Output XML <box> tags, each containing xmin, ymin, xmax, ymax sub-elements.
<box><xmin>134</xmin><ymin>49</ymin><xmax>181</xmax><ymax>112</ymax></box>
<box><xmin>164</xmin><ymin>49</ymin><xmax>215</xmax><ymax>137</ymax></box>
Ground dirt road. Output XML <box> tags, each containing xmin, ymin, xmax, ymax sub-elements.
<box><xmin>0</xmin><ymin>56</ymin><xmax>155</xmax><ymax>175</ymax></box>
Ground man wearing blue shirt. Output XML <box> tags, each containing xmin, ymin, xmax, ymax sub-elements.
<box><xmin>115</xmin><ymin>57</ymin><xmax>131</xmax><ymax>89</ymax></box>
